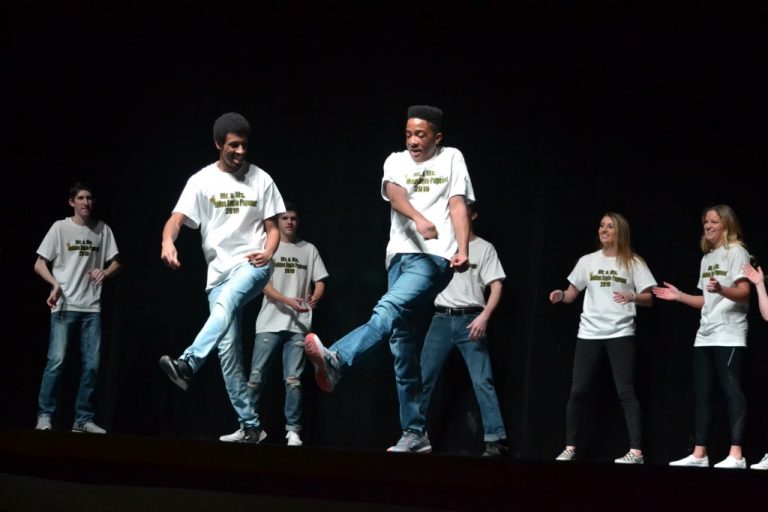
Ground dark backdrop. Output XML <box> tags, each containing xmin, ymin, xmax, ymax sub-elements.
<box><xmin>4</xmin><ymin>3</ymin><xmax>767</xmax><ymax>464</ymax></box>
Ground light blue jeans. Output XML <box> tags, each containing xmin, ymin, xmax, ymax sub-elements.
<box><xmin>249</xmin><ymin>331</ymin><xmax>305</xmax><ymax>431</ymax></box>
<box><xmin>38</xmin><ymin>311</ymin><xmax>101</xmax><ymax>425</ymax></box>
<box><xmin>420</xmin><ymin>312</ymin><xmax>507</xmax><ymax>441</ymax></box>
<box><xmin>181</xmin><ymin>261</ymin><xmax>272</xmax><ymax>428</ymax></box>
<box><xmin>332</xmin><ymin>253</ymin><xmax>453</xmax><ymax>433</ymax></box>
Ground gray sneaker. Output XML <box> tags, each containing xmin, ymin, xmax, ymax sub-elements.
<box><xmin>615</xmin><ymin>451</ymin><xmax>644</xmax><ymax>464</ymax></box>
<box><xmin>35</xmin><ymin>413</ymin><xmax>52</xmax><ymax>431</ymax></box>
<box><xmin>219</xmin><ymin>427</ymin><xmax>267</xmax><ymax>443</ymax></box>
<box><xmin>304</xmin><ymin>333</ymin><xmax>341</xmax><ymax>392</ymax></box>
<box><xmin>159</xmin><ymin>355</ymin><xmax>192</xmax><ymax>390</ymax></box>
<box><xmin>556</xmin><ymin>449</ymin><xmax>575</xmax><ymax>461</ymax></box>
<box><xmin>72</xmin><ymin>421</ymin><xmax>106</xmax><ymax>434</ymax></box>
<box><xmin>387</xmin><ymin>431</ymin><xmax>432</xmax><ymax>453</ymax></box>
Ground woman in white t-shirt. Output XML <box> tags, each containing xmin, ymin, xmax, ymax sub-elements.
<box><xmin>654</xmin><ymin>204</ymin><xmax>751</xmax><ymax>469</ymax></box>
<box><xmin>549</xmin><ymin>212</ymin><xmax>657</xmax><ymax>464</ymax></box>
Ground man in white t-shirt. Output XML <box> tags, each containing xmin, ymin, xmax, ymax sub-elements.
<box><xmin>419</xmin><ymin>203</ymin><xmax>508</xmax><ymax>457</ymax></box>
<box><xmin>248</xmin><ymin>203</ymin><xmax>329</xmax><ymax>447</ymax></box>
<box><xmin>158</xmin><ymin>112</ymin><xmax>285</xmax><ymax>443</ymax></box>
<box><xmin>304</xmin><ymin>105</ymin><xmax>474</xmax><ymax>453</ymax></box>
<box><xmin>34</xmin><ymin>183</ymin><xmax>121</xmax><ymax>434</ymax></box>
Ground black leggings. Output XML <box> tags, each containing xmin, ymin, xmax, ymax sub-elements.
<box><xmin>565</xmin><ymin>336</ymin><xmax>642</xmax><ymax>449</ymax></box>
<box><xmin>693</xmin><ymin>346</ymin><xmax>746</xmax><ymax>446</ymax></box>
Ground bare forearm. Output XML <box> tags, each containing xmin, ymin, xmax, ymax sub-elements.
<box><xmin>449</xmin><ymin>196</ymin><xmax>470</xmax><ymax>257</ymax></box>
<box><xmin>482</xmin><ymin>280</ymin><xmax>502</xmax><ymax>317</ymax></box>
<box><xmin>263</xmin><ymin>219</ymin><xmax>280</xmax><ymax>256</ymax></box>
<box><xmin>678</xmin><ymin>291</ymin><xmax>705</xmax><ymax>309</ymax></box>
<box><xmin>718</xmin><ymin>281</ymin><xmax>750</xmax><ymax>304</ymax></box>
<box><xmin>385</xmin><ymin>182</ymin><xmax>424</xmax><ymax>222</ymax></box>
<box><xmin>34</xmin><ymin>257</ymin><xmax>58</xmax><ymax>287</ymax></box>
<box><xmin>311</xmin><ymin>281</ymin><xmax>326</xmax><ymax>302</ymax></box>
<box><xmin>635</xmin><ymin>291</ymin><xmax>653</xmax><ymax>307</ymax></box>
<box><xmin>103</xmin><ymin>258</ymin><xmax>122</xmax><ymax>279</ymax></box>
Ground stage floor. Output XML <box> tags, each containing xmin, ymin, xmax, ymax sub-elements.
<box><xmin>1</xmin><ymin>429</ymin><xmax>763</xmax><ymax>511</ymax></box>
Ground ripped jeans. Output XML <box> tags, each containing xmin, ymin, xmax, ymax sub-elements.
<box><xmin>249</xmin><ymin>331</ymin><xmax>305</xmax><ymax>431</ymax></box>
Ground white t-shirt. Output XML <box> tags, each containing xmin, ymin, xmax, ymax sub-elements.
<box><xmin>255</xmin><ymin>240</ymin><xmax>329</xmax><ymax>334</ymax></box>
<box><xmin>694</xmin><ymin>244</ymin><xmax>750</xmax><ymax>347</ymax></box>
<box><xmin>37</xmin><ymin>218</ymin><xmax>119</xmax><ymax>313</ymax></box>
<box><xmin>435</xmin><ymin>236</ymin><xmax>505</xmax><ymax>308</ymax></box>
<box><xmin>381</xmin><ymin>146</ymin><xmax>475</xmax><ymax>268</ymax></box>
<box><xmin>567</xmin><ymin>250</ymin><xmax>657</xmax><ymax>339</ymax></box>
<box><xmin>172</xmin><ymin>162</ymin><xmax>285</xmax><ymax>290</ymax></box>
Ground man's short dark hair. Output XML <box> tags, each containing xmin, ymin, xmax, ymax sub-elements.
<box><xmin>69</xmin><ymin>182</ymin><xmax>94</xmax><ymax>200</ymax></box>
<box><xmin>407</xmin><ymin>105</ymin><xmax>443</xmax><ymax>132</ymax></box>
<box><xmin>282</xmin><ymin>201</ymin><xmax>299</xmax><ymax>218</ymax></box>
<box><xmin>213</xmin><ymin>112</ymin><xmax>251</xmax><ymax>145</ymax></box>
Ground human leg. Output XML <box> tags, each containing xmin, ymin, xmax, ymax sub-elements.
<box><xmin>604</xmin><ymin>336</ymin><xmax>642</xmax><ymax>451</ymax></box>
<box><xmin>73</xmin><ymin>313</ymin><xmax>102</xmax><ymax>426</ymax></box>
<box><xmin>38</xmin><ymin>312</ymin><xmax>76</xmax><ymax>418</ymax></box>
<box><xmin>387</xmin><ymin>255</ymin><xmax>452</xmax><ymax>435</ymax></box>
<box><xmin>282</xmin><ymin>332</ymin><xmax>306</xmax><ymax>433</ymax></box>
<box><xmin>248</xmin><ymin>331</ymin><xmax>285</xmax><ymax>415</ymax></box>
<box><xmin>419</xmin><ymin>314</ymin><xmax>455</xmax><ymax>419</ymax></box>
<box><xmin>455</xmin><ymin>314</ymin><xmax>506</xmax><ymax>442</ymax></box>
<box><xmin>563</xmin><ymin>338</ymin><xmax>603</xmax><ymax>450</ymax></box>
<box><xmin>711</xmin><ymin>347</ymin><xmax>746</xmax><ymax>467</ymax></box>
<box><xmin>181</xmin><ymin>262</ymin><xmax>272</xmax><ymax>372</ymax></box>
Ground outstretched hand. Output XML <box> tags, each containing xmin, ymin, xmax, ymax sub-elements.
<box><xmin>653</xmin><ymin>282</ymin><xmax>681</xmax><ymax>302</ymax></box>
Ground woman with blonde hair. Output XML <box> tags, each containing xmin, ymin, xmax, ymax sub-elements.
<box><xmin>549</xmin><ymin>212</ymin><xmax>656</xmax><ymax>464</ymax></box>
<box><xmin>654</xmin><ymin>204</ymin><xmax>751</xmax><ymax>469</ymax></box>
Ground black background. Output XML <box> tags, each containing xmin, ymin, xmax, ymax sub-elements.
<box><xmin>4</xmin><ymin>2</ymin><xmax>767</xmax><ymax>464</ymax></box>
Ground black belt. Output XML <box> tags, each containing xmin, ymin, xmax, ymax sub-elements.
<box><xmin>435</xmin><ymin>306</ymin><xmax>484</xmax><ymax>316</ymax></box>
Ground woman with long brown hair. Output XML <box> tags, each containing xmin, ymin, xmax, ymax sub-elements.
<box><xmin>549</xmin><ymin>212</ymin><xmax>656</xmax><ymax>464</ymax></box>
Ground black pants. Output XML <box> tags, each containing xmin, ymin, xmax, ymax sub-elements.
<box><xmin>693</xmin><ymin>346</ymin><xmax>746</xmax><ymax>446</ymax></box>
<box><xmin>565</xmin><ymin>336</ymin><xmax>642</xmax><ymax>449</ymax></box>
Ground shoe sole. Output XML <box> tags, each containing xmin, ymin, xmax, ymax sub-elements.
<box><xmin>304</xmin><ymin>334</ymin><xmax>334</xmax><ymax>392</ymax></box>
<box><xmin>386</xmin><ymin>446</ymin><xmax>433</xmax><ymax>454</ymax></box>
<box><xmin>219</xmin><ymin>430</ymin><xmax>267</xmax><ymax>443</ymax></box>
<box><xmin>159</xmin><ymin>355</ymin><xmax>189</xmax><ymax>391</ymax></box>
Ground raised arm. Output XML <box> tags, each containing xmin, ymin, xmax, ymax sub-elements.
<box><xmin>34</xmin><ymin>256</ymin><xmax>61</xmax><ymax>308</ymax></box>
<box><xmin>467</xmin><ymin>279</ymin><xmax>502</xmax><ymax>340</ymax></box>
<box><xmin>384</xmin><ymin>181</ymin><xmax>437</xmax><ymax>240</ymax></box>
<box><xmin>549</xmin><ymin>283</ymin><xmax>580</xmax><ymax>304</ymax></box>
<box><xmin>743</xmin><ymin>264</ymin><xmax>768</xmax><ymax>321</ymax></box>
<box><xmin>652</xmin><ymin>282</ymin><xmax>705</xmax><ymax>309</ymax></box>
<box><xmin>448</xmin><ymin>195</ymin><xmax>470</xmax><ymax>272</ymax></box>
<box><xmin>161</xmin><ymin>212</ymin><xmax>188</xmax><ymax>269</ymax></box>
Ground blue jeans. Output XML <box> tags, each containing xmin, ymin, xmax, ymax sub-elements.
<box><xmin>420</xmin><ymin>312</ymin><xmax>507</xmax><ymax>441</ymax></box>
<box><xmin>249</xmin><ymin>331</ymin><xmax>305</xmax><ymax>431</ymax></box>
<box><xmin>181</xmin><ymin>261</ymin><xmax>272</xmax><ymax>428</ymax></box>
<box><xmin>38</xmin><ymin>311</ymin><xmax>101</xmax><ymax>424</ymax></box>
<box><xmin>332</xmin><ymin>253</ymin><xmax>453</xmax><ymax>433</ymax></box>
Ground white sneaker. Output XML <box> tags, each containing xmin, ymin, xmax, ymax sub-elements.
<box><xmin>71</xmin><ymin>421</ymin><xmax>106</xmax><ymax>434</ymax></box>
<box><xmin>35</xmin><ymin>414</ymin><xmax>52</xmax><ymax>431</ymax></box>
<box><xmin>286</xmin><ymin>431</ymin><xmax>303</xmax><ymax>447</ymax></box>
<box><xmin>555</xmin><ymin>449</ymin><xmax>575</xmax><ymax>461</ymax></box>
<box><xmin>219</xmin><ymin>427</ymin><xmax>267</xmax><ymax>443</ymax></box>
<box><xmin>750</xmin><ymin>453</ymin><xmax>768</xmax><ymax>470</ymax></box>
<box><xmin>714</xmin><ymin>455</ymin><xmax>747</xmax><ymax>469</ymax></box>
<box><xmin>669</xmin><ymin>454</ymin><xmax>709</xmax><ymax>467</ymax></box>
